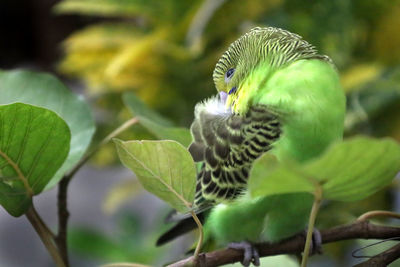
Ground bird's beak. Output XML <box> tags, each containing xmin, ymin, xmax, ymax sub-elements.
<box><xmin>219</xmin><ymin>91</ymin><xmax>227</xmax><ymax>105</ymax></box>
<box><xmin>219</xmin><ymin>91</ymin><xmax>233</xmax><ymax>113</ymax></box>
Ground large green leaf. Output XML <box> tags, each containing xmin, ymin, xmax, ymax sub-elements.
<box><xmin>249</xmin><ymin>136</ymin><xmax>400</xmax><ymax>202</ymax></box>
<box><xmin>0</xmin><ymin>70</ymin><xmax>95</xmax><ymax>190</ymax></box>
<box><xmin>123</xmin><ymin>92</ymin><xmax>192</xmax><ymax>147</ymax></box>
<box><xmin>114</xmin><ymin>139</ymin><xmax>196</xmax><ymax>213</ymax></box>
<box><xmin>0</xmin><ymin>103</ymin><xmax>71</xmax><ymax>216</ymax></box>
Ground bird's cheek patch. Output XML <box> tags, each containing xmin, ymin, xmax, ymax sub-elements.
<box><xmin>228</xmin><ymin>86</ymin><xmax>237</xmax><ymax>95</ymax></box>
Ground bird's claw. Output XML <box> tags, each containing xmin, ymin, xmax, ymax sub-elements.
<box><xmin>228</xmin><ymin>241</ymin><xmax>260</xmax><ymax>267</ymax></box>
<box><xmin>303</xmin><ymin>228</ymin><xmax>323</xmax><ymax>255</ymax></box>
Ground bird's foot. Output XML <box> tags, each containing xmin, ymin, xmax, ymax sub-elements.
<box><xmin>303</xmin><ymin>228</ymin><xmax>323</xmax><ymax>255</ymax></box>
<box><xmin>228</xmin><ymin>241</ymin><xmax>260</xmax><ymax>267</ymax></box>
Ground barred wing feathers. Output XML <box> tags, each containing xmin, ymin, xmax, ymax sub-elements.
<box><xmin>189</xmin><ymin>96</ymin><xmax>281</xmax><ymax>211</ymax></box>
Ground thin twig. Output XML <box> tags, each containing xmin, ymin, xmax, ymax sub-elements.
<box><xmin>185</xmin><ymin>0</ymin><xmax>227</xmax><ymax>54</ymax></box>
<box><xmin>26</xmin><ymin>206</ymin><xmax>66</xmax><ymax>267</ymax></box>
<box><xmin>167</xmin><ymin>221</ymin><xmax>400</xmax><ymax>267</ymax></box>
<box><xmin>64</xmin><ymin>117</ymin><xmax>139</xmax><ymax>181</ymax></box>
<box><xmin>358</xmin><ymin>210</ymin><xmax>400</xmax><ymax>221</ymax></box>
<box><xmin>354</xmin><ymin>242</ymin><xmax>400</xmax><ymax>267</ymax></box>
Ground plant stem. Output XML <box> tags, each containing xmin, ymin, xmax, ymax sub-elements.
<box><xmin>56</xmin><ymin>177</ymin><xmax>71</xmax><ymax>266</ymax></box>
<box><xmin>190</xmin><ymin>210</ymin><xmax>204</xmax><ymax>259</ymax></box>
<box><xmin>55</xmin><ymin>117</ymin><xmax>139</xmax><ymax>266</ymax></box>
<box><xmin>65</xmin><ymin>117</ymin><xmax>139</xmax><ymax>180</ymax></box>
<box><xmin>185</xmin><ymin>0</ymin><xmax>227</xmax><ymax>53</ymax></box>
<box><xmin>301</xmin><ymin>185</ymin><xmax>322</xmax><ymax>267</ymax></box>
<box><xmin>26</xmin><ymin>206</ymin><xmax>65</xmax><ymax>267</ymax></box>
<box><xmin>358</xmin><ymin>210</ymin><xmax>400</xmax><ymax>221</ymax></box>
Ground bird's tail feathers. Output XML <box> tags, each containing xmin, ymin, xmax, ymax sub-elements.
<box><xmin>156</xmin><ymin>212</ymin><xmax>205</xmax><ymax>246</ymax></box>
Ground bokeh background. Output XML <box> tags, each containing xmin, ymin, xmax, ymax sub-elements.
<box><xmin>1</xmin><ymin>0</ymin><xmax>400</xmax><ymax>266</ymax></box>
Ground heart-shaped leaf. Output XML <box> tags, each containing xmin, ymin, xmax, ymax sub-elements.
<box><xmin>0</xmin><ymin>103</ymin><xmax>71</xmax><ymax>216</ymax></box>
<box><xmin>0</xmin><ymin>70</ymin><xmax>95</xmax><ymax>190</ymax></box>
<box><xmin>249</xmin><ymin>136</ymin><xmax>400</xmax><ymax>202</ymax></box>
<box><xmin>114</xmin><ymin>139</ymin><xmax>196</xmax><ymax>213</ymax></box>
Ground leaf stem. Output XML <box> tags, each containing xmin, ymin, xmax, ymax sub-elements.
<box><xmin>26</xmin><ymin>206</ymin><xmax>66</xmax><ymax>267</ymax></box>
<box><xmin>190</xmin><ymin>210</ymin><xmax>204</xmax><ymax>259</ymax></box>
<box><xmin>358</xmin><ymin>210</ymin><xmax>400</xmax><ymax>221</ymax></box>
<box><xmin>301</xmin><ymin>185</ymin><xmax>322</xmax><ymax>267</ymax></box>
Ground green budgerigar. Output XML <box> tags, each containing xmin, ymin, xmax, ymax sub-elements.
<box><xmin>157</xmin><ymin>27</ymin><xmax>345</xmax><ymax>266</ymax></box>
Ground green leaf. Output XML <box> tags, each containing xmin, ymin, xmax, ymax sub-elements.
<box><xmin>0</xmin><ymin>103</ymin><xmax>71</xmax><ymax>216</ymax></box>
<box><xmin>249</xmin><ymin>136</ymin><xmax>400</xmax><ymax>202</ymax></box>
<box><xmin>114</xmin><ymin>139</ymin><xmax>196</xmax><ymax>212</ymax></box>
<box><xmin>123</xmin><ymin>92</ymin><xmax>192</xmax><ymax>147</ymax></box>
<box><xmin>0</xmin><ymin>70</ymin><xmax>95</xmax><ymax>190</ymax></box>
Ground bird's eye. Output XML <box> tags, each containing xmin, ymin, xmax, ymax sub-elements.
<box><xmin>225</xmin><ymin>68</ymin><xmax>235</xmax><ymax>83</ymax></box>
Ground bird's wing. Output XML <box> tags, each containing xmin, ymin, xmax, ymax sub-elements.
<box><xmin>188</xmin><ymin>99</ymin><xmax>281</xmax><ymax>212</ymax></box>
<box><xmin>157</xmin><ymin>97</ymin><xmax>281</xmax><ymax>244</ymax></box>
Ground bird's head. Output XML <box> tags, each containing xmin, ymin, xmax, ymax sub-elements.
<box><xmin>213</xmin><ymin>27</ymin><xmax>330</xmax><ymax>115</ymax></box>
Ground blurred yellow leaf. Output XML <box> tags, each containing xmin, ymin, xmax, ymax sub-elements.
<box><xmin>102</xmin><ymin>179</ymin><xmax>143</xmax><ymax>215</ymax></box>
<box><xmin>341</xmin><ymin>63</ymin><xmax>383</xmax><ymax>92</ymax></box>
<box><xmin>373</xmin><ymin>4</ymin><xmax>400</xmax><ymax>64</ymax></box>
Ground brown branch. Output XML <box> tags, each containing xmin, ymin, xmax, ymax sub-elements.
<box><xmin>167</xmin><ymin>221</ymin><xmax>400</xmax><ymax>267</ymax></box>
<box><xmin>354</xmin><ymin>242</ymin><xmax>400</xmax><ymax>267</ymax></box>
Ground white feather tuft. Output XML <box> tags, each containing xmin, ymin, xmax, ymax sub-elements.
<box><xmin>194</xmin><ymin>94</ymin><xmax>231</xmax><ymax>119</ymax></box>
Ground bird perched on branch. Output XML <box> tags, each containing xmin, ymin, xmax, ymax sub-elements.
<box><xmin>157</xmin><ymin>27</ymin><xmax>345</xmax><ymax>266</ymax></box>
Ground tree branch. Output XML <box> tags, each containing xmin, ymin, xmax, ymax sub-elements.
<box><xmin>167</xmin><ymin>221</ymin><xmax>400</xmax><ymax>267</ymax></box>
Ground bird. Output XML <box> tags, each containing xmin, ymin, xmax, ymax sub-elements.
<box><xmin>156</xmin><ymin>27</ymin><xmax>346</xmax><ymax>266</ymax></box>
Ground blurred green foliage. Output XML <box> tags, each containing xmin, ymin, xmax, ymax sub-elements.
<box><xmin>55</xmin><ymin>0</ymin><xmax>400</xmax><ymax>265</ymax></box>
<box><xmin>68</xmin><ymin>212</ymin><xmax>165</xmax><ymax>264</ymax></box>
